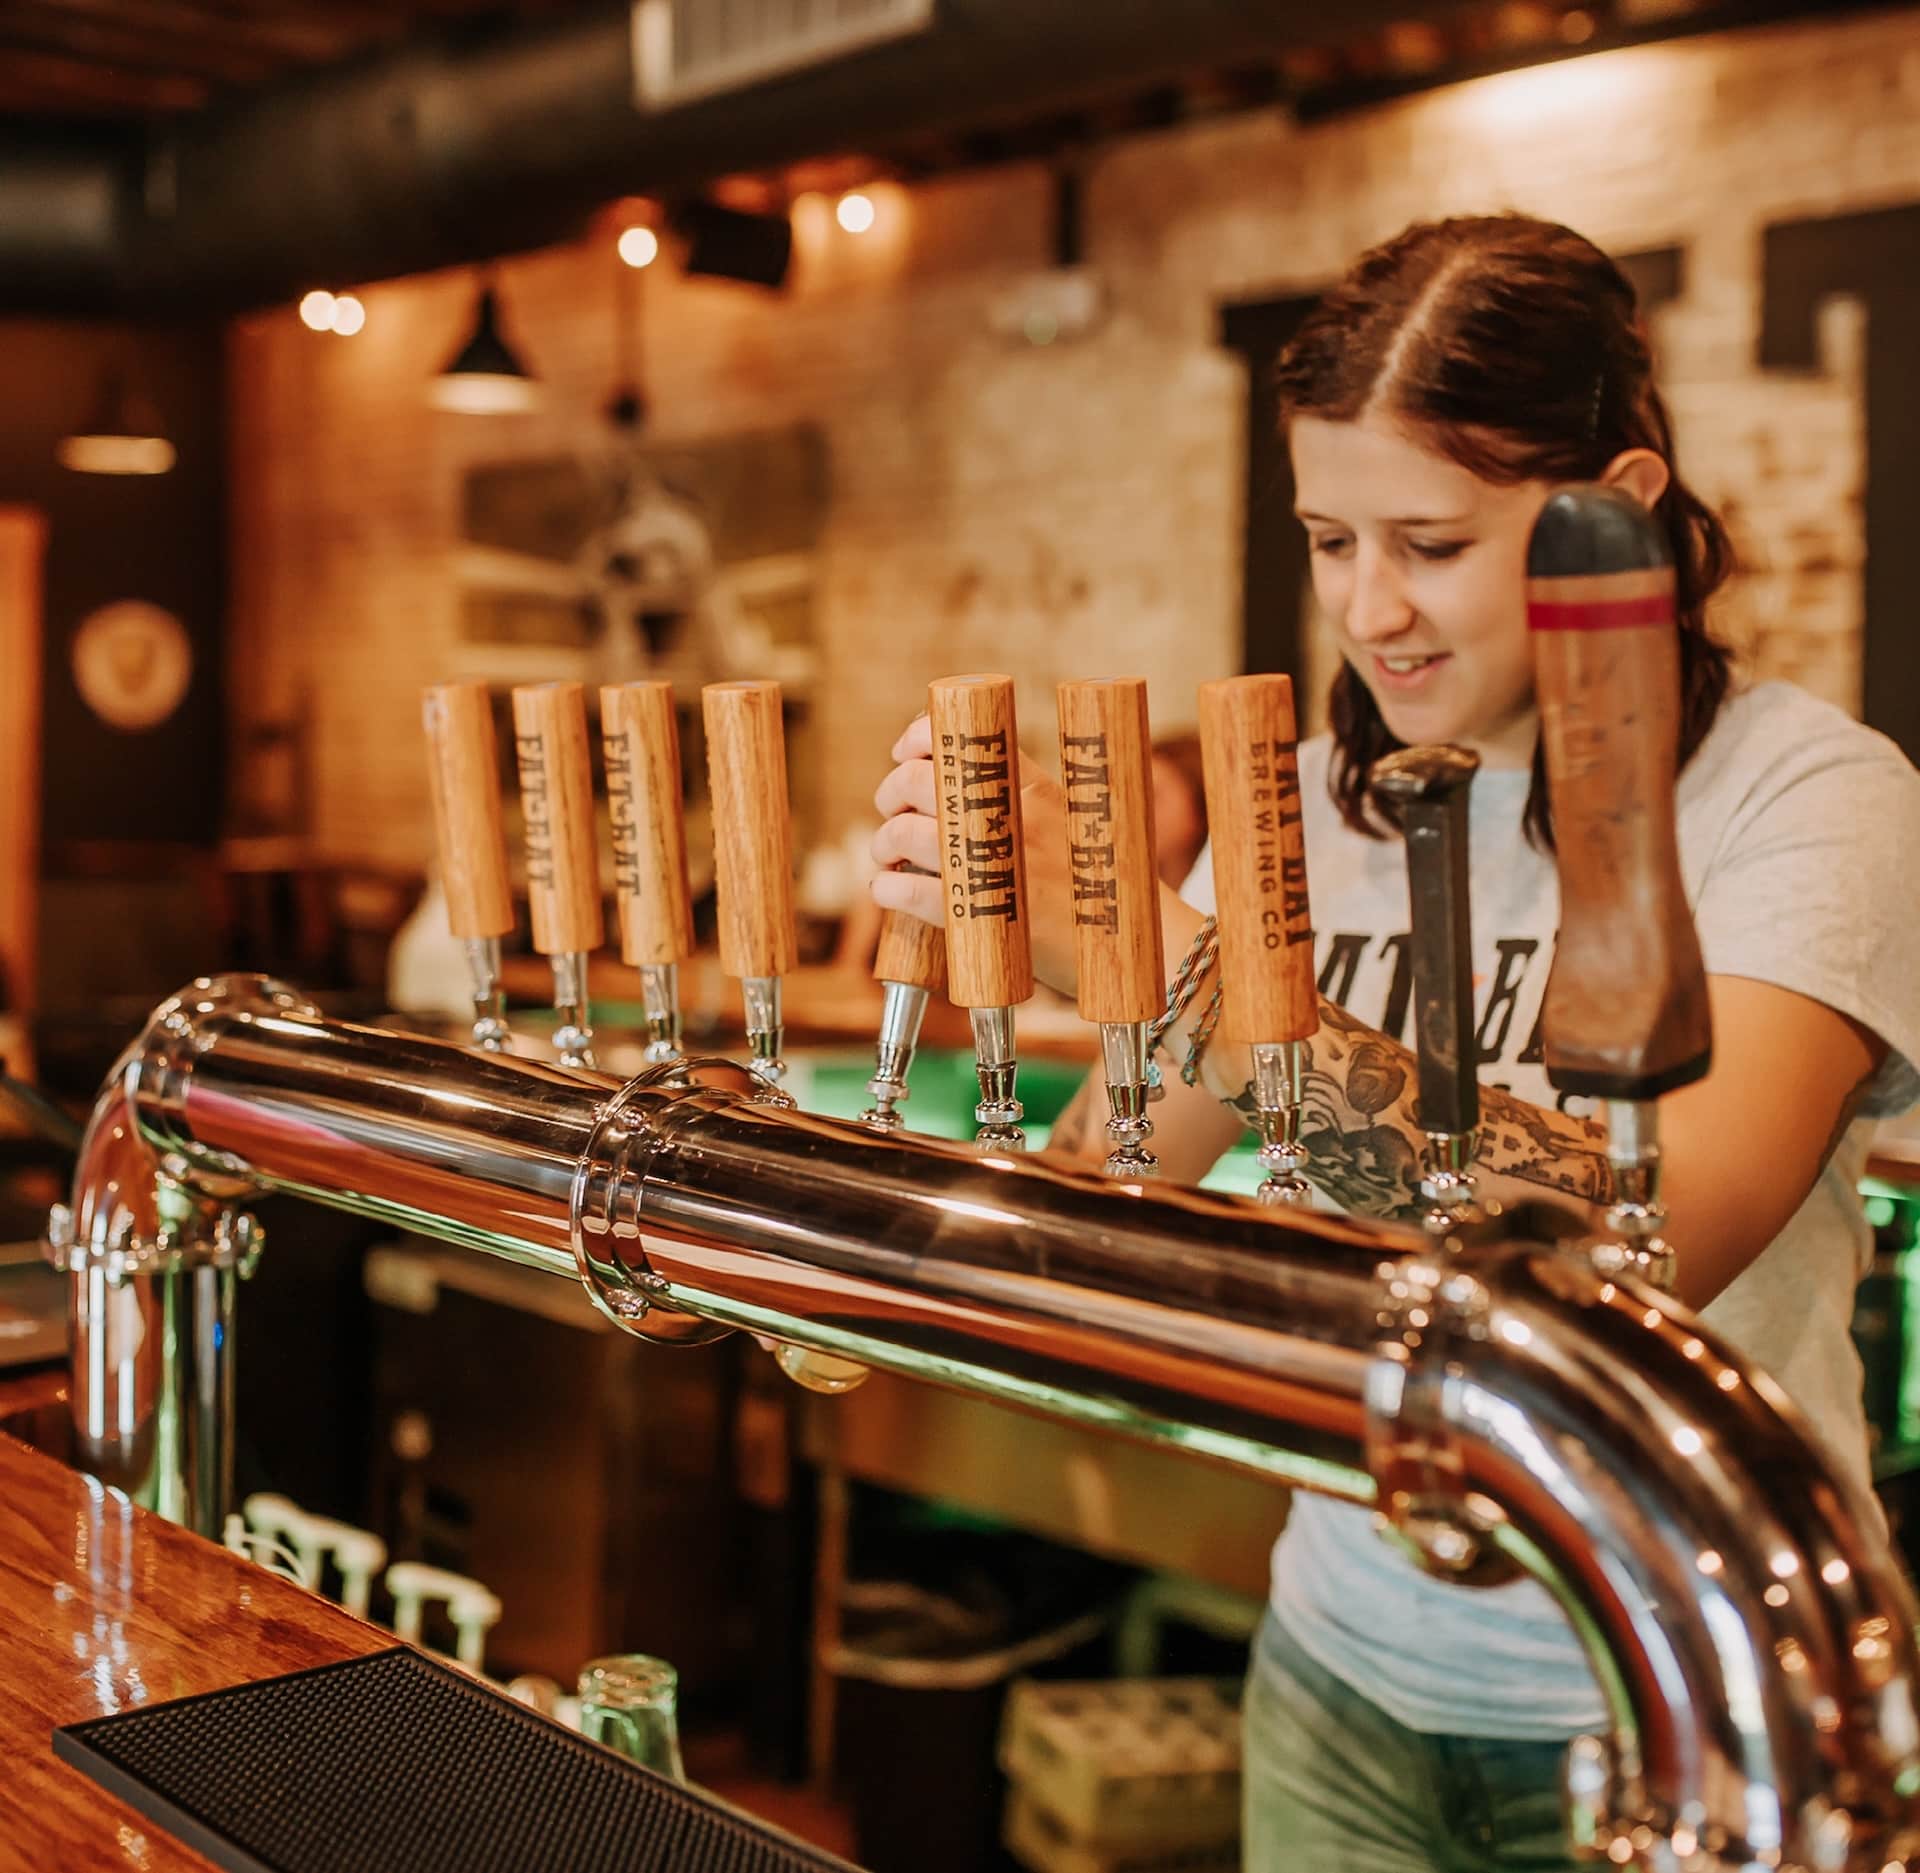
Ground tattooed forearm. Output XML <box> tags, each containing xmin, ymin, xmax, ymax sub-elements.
<box><xmin>1475</xmin><ymin>1082</ymin><xmax>1612</xmax><ymax>1201</ymax></box>
<box><xmin>1218</xmin><ymin>995</ymin><xmax>1613</xmax><ymax>1221</ymax></box>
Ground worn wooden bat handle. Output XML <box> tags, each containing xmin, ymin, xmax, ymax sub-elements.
<box><xmin>874</xmin><ymin>907</ymin><xmax>946</xmax><ymax>993</ymax></box>
<box><xmin>1057</xmin><ymin>678</ymin><xmax>1164</xmax><ymax>1025</ymax></box>
<box><xmin>927</xmin><ymin>674</ymin><xmax>1035</xmax><ymax>1011</ymax></box>
<box><xmin>1197</xmin><ymin>674</ymin><xmax>1317</xmax><ymax>1046</ymax></box>
<box><xmin>422</xmin><ymin>682</ymin><xmax>514</xmax><ymax>941</ymax></box>
<box><xmin>600</xmin><ymin>682</ymin><xmax>694</xmax><ymax>968</ymax></box>
<box><xmin>702</xmin><ymin>680</ymin><xmax>798</xmax><ymax>980</ymax></box>
<box><xmin>511</xmin><ymin>681</ymin><xmax>603</xmax><ymax>957</ymax></box>
<box><xmin>1529</xmin><ymin>485</ymin><xmax>1711</xmax><ymax>1100</ymax></box>
<box><xmin>1369</xmin><ymin>745</ymin><xmax>1480</xmax><ymax>1139</ymax></box>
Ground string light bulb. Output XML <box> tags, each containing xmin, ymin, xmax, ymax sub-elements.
<box><xmin>299</xmin><ymin>290</ymin><xmax>337</xmax><ymax>332</ymax></box>
<box><xmin>330</xmin><ymin>295</ymin><xmax>366</xmax><ymax>337</ymax></box>
<box><xmin>618</xmin><ymin>226</ymin><xmax>660</xmax><ymax>269</ymax></box>
<box><xmin>836</xmin><ymin>191</ymin><xmax>876</xmax><ymax>234</ymax></box>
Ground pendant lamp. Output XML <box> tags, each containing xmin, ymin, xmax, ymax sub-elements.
<box><xmin>56</xmin><ymin>369</ymin><xmax>176</xmax><ymax>476</ymax></box>
<box><xmin>429</xmin><ymin>282</ymin><xmax>541</xmax><ymax>414</ymax></box>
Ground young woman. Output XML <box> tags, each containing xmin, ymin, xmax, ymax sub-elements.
<box><xmin>868</xmin><ymin>214</ymin><xmax>1920</xmax><ymax>1869</ymax></box>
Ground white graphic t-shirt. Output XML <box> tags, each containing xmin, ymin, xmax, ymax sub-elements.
<box><xmin>1182</xmin><ymin>681</ymin><xmax>1920</xmax><ymax>1738</ymax></box>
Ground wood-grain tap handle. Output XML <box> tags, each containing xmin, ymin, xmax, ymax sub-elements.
<box><xmin>1197</xmin><ymin>675</ymin><xmax>1316</xmax><ymax>1046</ymax></box>
<box><xmin>701</xmin><ymin>681</ymin><xmax>798</xmax><ymax>980</ymax></box>
<box><xmin>1369</xmin><ymin>745</ymin><xmax>1480</xmax><ymax>1141</ymax></box>
<box><xmin>1529</xmin><ymin>486</ymin><xmax>1711</xmax><ymax>1100</ymax></box>
<box><xmin>422</xmin><ymin>683</ymin><xmax>514</xmax><ymax>940</ymax></box>
<box><xmin>511</xmin><ymin>682</ymin><xmax>603</xmax><ymax>957</ymax></box>
<box><xmin>927</xmin><ymin>674</ymin><xmax>1034</xmax><ymax>1011</ymax></box>
<box><xmin>600</xmin><ymin>682</ymin><xmax>693</xmax><ymax>967</ymax></box>
<box><xmin>874</xmin><ymin>908</ymin><xmax>946</xmax><ymax>993</ymax></box>
<box><xmin>1057</xmin><ymin>678</ymin><xmax>1164</xmax><ymax>1025</ymax></box>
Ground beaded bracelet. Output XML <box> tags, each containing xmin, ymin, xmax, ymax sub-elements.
<box><xmin>1146</xmin><ymin>916</ymin><xmax>1220</xmax><ymax>1099</ymax></box>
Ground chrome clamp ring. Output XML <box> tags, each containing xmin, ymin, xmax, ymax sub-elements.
<box><xmin>567</xmin><ymin>1058</ymin><xmax>742</xmax><ymax>1342</ymax></box>
<box><xmin>45</xmin><ymin>1183</ymin><xmax>264</xmax><ymax>1284</ymax></box>
<box><xmin>1363</xmin><ymin>1255</ymin><xmax>1513</xmax><ymax>1584</ymax></box>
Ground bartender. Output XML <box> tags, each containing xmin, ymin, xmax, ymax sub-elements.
<box><xmin>869</xmin><ymin>213</ymin><xmax>1920</xmax><ymax>1870</ymax></box>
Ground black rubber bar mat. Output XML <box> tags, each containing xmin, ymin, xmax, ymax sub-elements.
<box><xmin>53</xmin><ymin>1644</ymin><xmax>860</xmax><ymax>1873</ymax></box>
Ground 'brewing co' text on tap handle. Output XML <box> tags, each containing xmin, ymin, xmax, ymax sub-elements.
<box><xmin>861</xmin><ymin>908</ymin><xmax>946</xmax><ymax>1132</ymax></box>
<box><xmin>702</xmin><ymin>680</ymin><xmax>799</xmax><ymax>1092</ymax></box>
<box><xmin>422</xmin><ymin>682</ymin><xmax>516</xmax><ymax>1053</ymax></box>
<box><xmin>1058</xmin><ymin>678</ymin><xmax>1165</xmax><ymax>1178</ymax></box>
<box><xmin>602</xmin><ymin>682</ymin><xmax>694</xmax><ymax>1067</ymax></box>
<box><xmin>1369</xmin><ymin>745</ymin><xmax>1483</xmax><ymax>1234</ymax></box>
<box><xmin>929</xmin><ymin>674</ymin><xmax>1035</xmax><ymax>1152</ymax></box>
<box><xmin>511</xmin><ymin>682</ymin><xmax>603</xmax><ymax>1070</ymax></box>
<box><xmin>1198</xmin><ymin>674</ymin><xmax>1318</xmax><ymax>1207</ymax></box>
<box><xmin>1529</xmin><ymin>485</ymin><xmax>1713</xmax><ymax>1288</ymax></box>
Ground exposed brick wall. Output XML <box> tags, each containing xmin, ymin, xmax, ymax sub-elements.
<box><xmin>228</xmin><ymin>6</ymin><xmax>1920</xmax><ymax>871</ymax></box>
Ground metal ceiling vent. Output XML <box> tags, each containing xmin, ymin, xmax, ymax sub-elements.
<box><xmin>633</xmin><ymin>0</ymin><xmax>937</xmax><ymax>108</ymax></box>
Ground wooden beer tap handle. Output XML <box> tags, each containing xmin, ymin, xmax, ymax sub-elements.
<box><xmin>1529</xmin><ymin>487</ymin><xmax>1711</xmax><ymax>1100</ymax></box>
<box><xmin>1197</xmin><ymin>674</ymin><xmax>1317</xmax><ymax>1047</ymax></box>
<box><xmin>1369</xmin><ymin>745</ymin><xmax>1480</xmax><ymax>1141</ymax></box>
<box><xmin>422</xmin><ymin>683</ymin><xmax>514</xmax><ymax>941</ymax></box>
<box><xmin>510</xmin><ymin>682</ymin><xmax>603</xmax><ymax>957</ymax></box>
<box><xmin>701</xmin><ymin>681</ymin><xmax>798</xmax><ymax>981</ymax></box>
<box><xmin>1056</xmin><ymin>678</ymin><xmax>1164</xmax><ymax>1025</ymax></box>
<box><xmin>927</xmin><ymin>674</ymin><xmax>1035</xmax><ymax>1011</ymax></box>
<box><xmin>600</xmin><ymin>682</ymin><xmax>694</xmax><ymax>968</ymax></box>
<box><xmin>873</xmin><ymin>908</ymin><xmax>946</xmax><ymax>993</ymax></box>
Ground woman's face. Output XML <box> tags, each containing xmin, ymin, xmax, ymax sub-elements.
<box><xmin>1290</xmin><ymin>412</ymin><xmax>1555</xmax><ymax>769</ymax></box>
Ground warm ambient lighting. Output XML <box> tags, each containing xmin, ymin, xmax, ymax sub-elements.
<box><xmin>301</xmin><ymin>289</ymin><xmax>367</xmax><ymax>336</ymax></box>
<box><xmin>56</xmin><ymin>370</ymin><xmax>176</xmax><ymax>476</ymax></box>
<box><xmin>429</xmin><ymin>283</ymin><xmax>541</xmax><ymax>414</ymax></box>
<box><xmin>617</xmin><ymin>226</ymin><xmax>660</xmax><ymax>269</ymax></box>
<box><xmin>836</xmin><ymin>191</ymin><xmax>876</xmax><ymax>234</ymax></box>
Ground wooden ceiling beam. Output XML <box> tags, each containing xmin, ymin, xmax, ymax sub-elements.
<box><xmin>4</xmin><ymin>0</ymin><xmax>383</xmax><ymax>63</ymax></box>
<box><xmin>0</xmin><ymin>43</ymin><xmax>207</xmax><ymax>110</ymax></box>
<box><xmin>0</xmin><ymin>4</ymin><xmax>288</xmax><ymax>85</ymax></box>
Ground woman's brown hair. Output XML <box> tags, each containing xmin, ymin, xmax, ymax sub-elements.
<box><xmin>1274</xmin><ymin>214</ymin><xmax>1734</xmax><ymax>849</ymax></box>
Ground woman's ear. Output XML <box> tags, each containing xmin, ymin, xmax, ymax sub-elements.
<box><xmin>1600</xmin><ymin>447</ymin><xmax>1670</xmax><ymax>510</ymax></box>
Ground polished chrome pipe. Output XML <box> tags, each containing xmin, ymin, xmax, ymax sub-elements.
<box><xmin>50</xmin><ymin>977</ymin><xmax>1920</xmax><ymax>1871</ymax></box>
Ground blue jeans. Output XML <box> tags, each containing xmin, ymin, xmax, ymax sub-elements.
<box><xmin>1242</xmin><ymin>1613</ymin><xmax>1582</xmax><ymax>1872</ymax></box>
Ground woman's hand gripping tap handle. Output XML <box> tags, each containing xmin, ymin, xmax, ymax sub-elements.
<box><xmin>1057</xmin><ymin>679</ymin><xmax>1165</xmax><ymax>1177</ymax></box>
<box><xmin>1368</xmin><ymin>745</ymin><xmax>1484</xmax><ymax>1238</ymax></box>
<box><xmin>601</xmin><ymin>682</ymin><xmax>695</xmax><ymax>1066</ymax></box>
<box><xmin>1197</xmin><ymin>674</ymin><xmax>1318</xmax><ymax>1206</ymax></box>
<box><xmin>422</xmin><ymin>682</ymin><xmax>516</xmax><ymax>1053</ymax></box>
<box><xmin>511</xmin><ymin>682</ymin><xmax>603</xmax><ymax>1069</ymax></box>
<box><xmin>929</xmin><ymin>675</ymin><xmax>1035</xmax><ymax>1151</ymax></box>
<box><xmin>702</xmin><ymin>681</ymin><xmax>799</xmax><ymax>1095</ymax></box>
<box><xmin>1529</xmin><ymin>486</ymin><xmax>1713</xmax><ymax>1290</ymax></box>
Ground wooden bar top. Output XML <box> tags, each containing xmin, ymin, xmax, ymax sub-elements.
<box><xmin>0</xmin><ymin>1406</ymin><xmax>387</xmax><ymax>1871</ymax></box>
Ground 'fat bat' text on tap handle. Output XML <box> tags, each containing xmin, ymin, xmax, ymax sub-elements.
<box><xmin>1058</xmin><ymin>677</ymin><xmax>1165</xmax><ymax>1179</ymax></box>
<box><xmin>511</xmin><ymin>682</ymin><xmax>603</xmax><ymax>1070</ymax></box>
<box><xmin>928</xmin><ymin>674</ymin><xmax>1035</xmax><ymax>1152</ymax></box>
<box><xmin>601</xmin><ymin>682</ymin><xmax>694</xmax><ymax>1067</ymax></box>
<box><xmin>861</xmin><ymin>906</ymin><xmax>946</xmax><ymax>1132</ymax></box>
<box><xmin>1529</xmin><ymin>484</ymin><xmax>1713</xmax><ymax>1290</ymax></box>
<box><xmin>1197</xmin><ymin>673</ymin><xmax>1318</xmax><ymax>1207</ymax></box>
<box><xmin>422</xmin><ymin>682</ymin><xmax>516</xmax><ymax>1053</ymax></box>
<box><xmin>1369</xmin><ymin>745</ymin><xmax>1483</xmax><ymax>1235</ymax></box>
<box><xmin>702</xmin><ymin>680</ymin><xmax>799</xmax><ymax>1094</ymax></box>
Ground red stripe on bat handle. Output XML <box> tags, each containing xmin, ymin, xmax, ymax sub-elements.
<box><xmin>1528</xmin><ymin>594</ymin><xmax>1674</xmax><ymax>632</ymax></box>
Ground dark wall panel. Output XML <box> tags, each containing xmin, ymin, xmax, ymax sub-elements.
<box><xmin>0</xmin><ymin>318</ymin><xmax>225</xmax><ymax>846</ymax></box>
